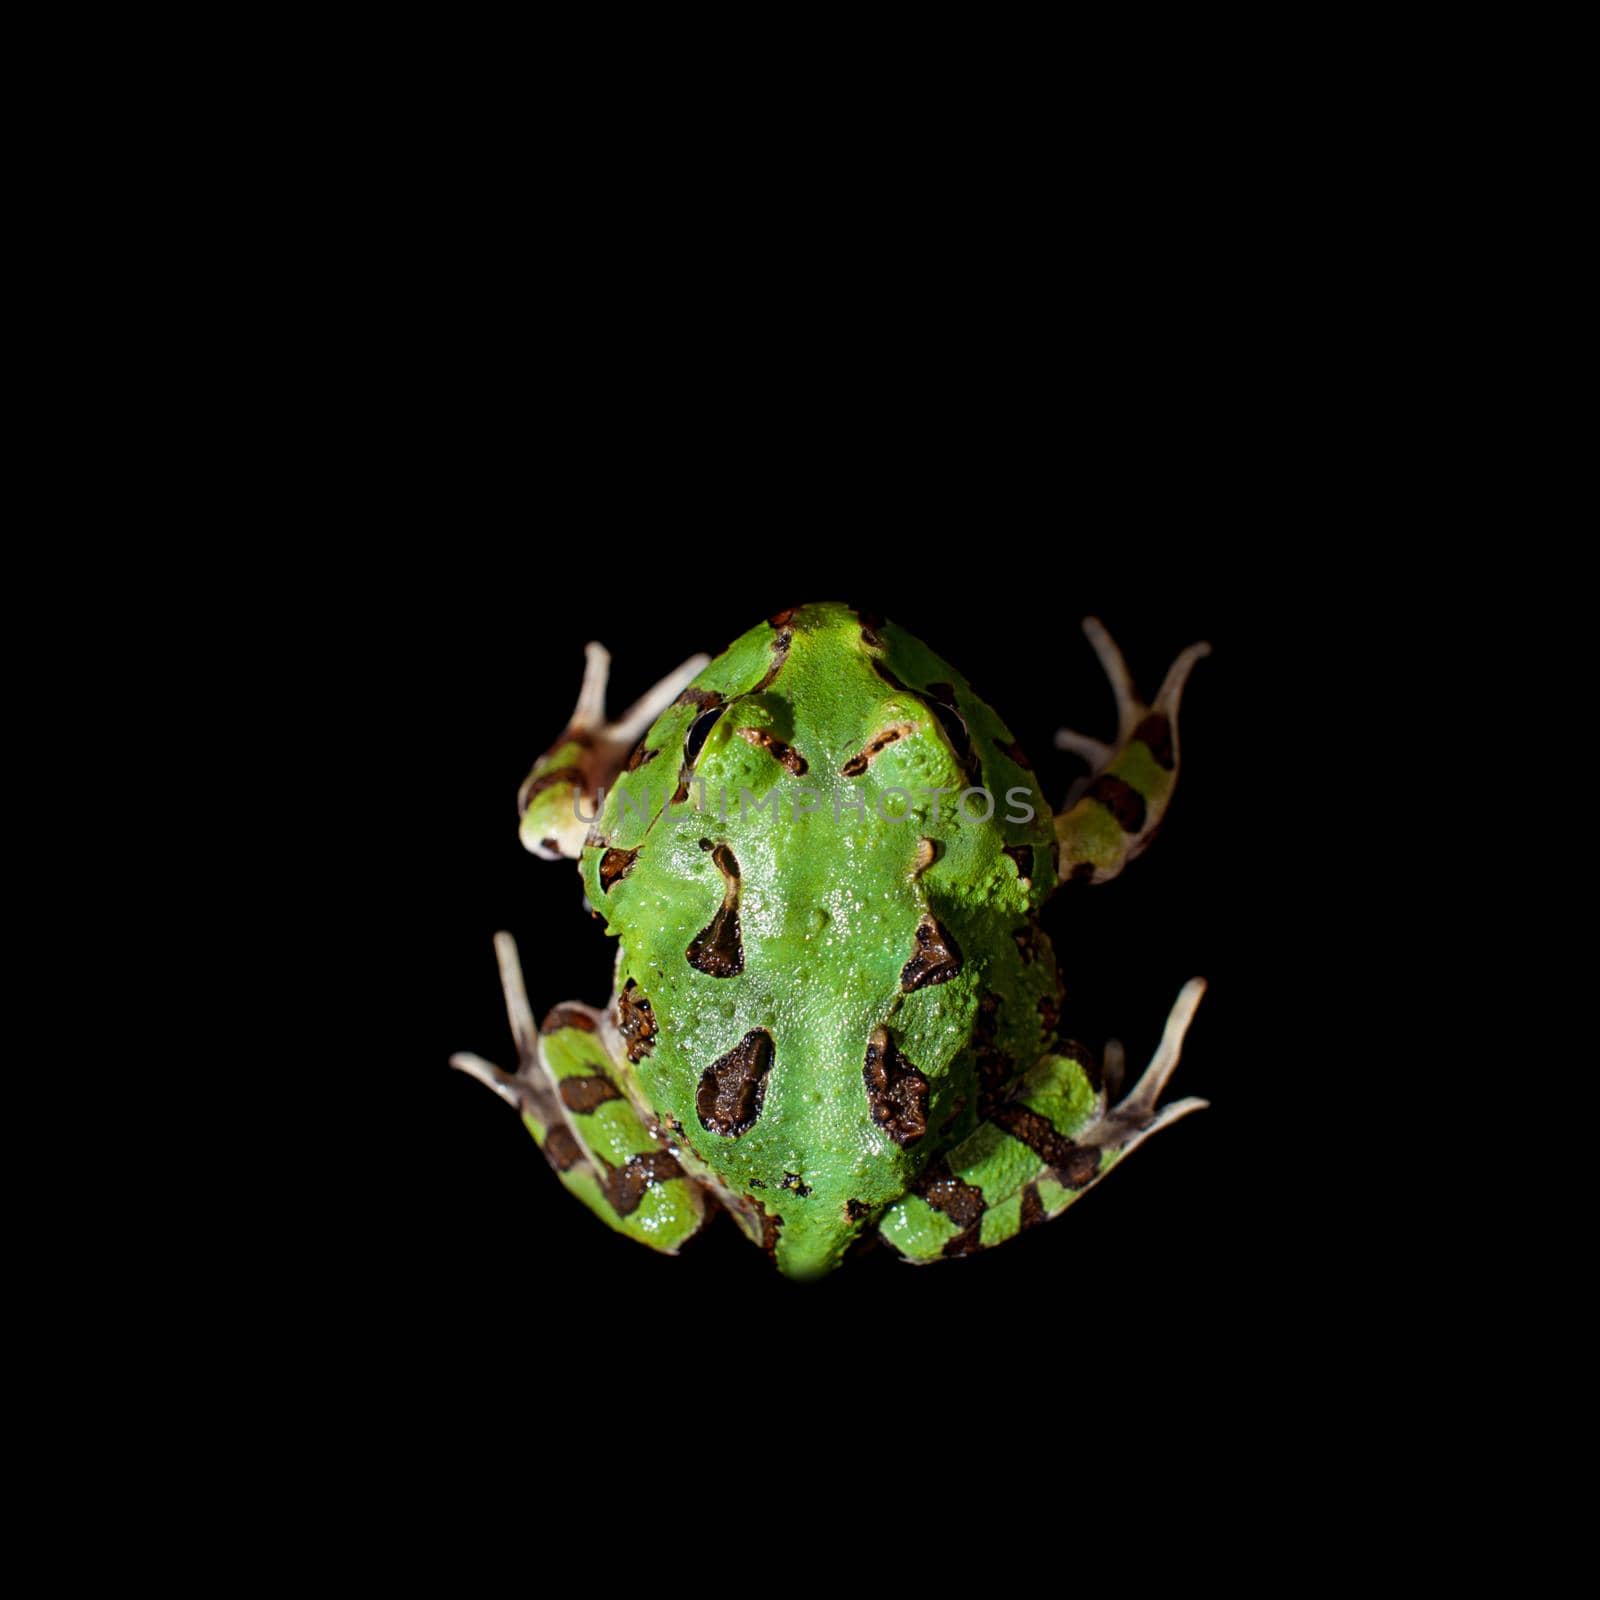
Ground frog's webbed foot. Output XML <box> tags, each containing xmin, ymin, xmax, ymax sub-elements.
<box><xmin>518</xmin><ymin>643</ymin><xmax>710</xmax><ymax>860</ymax></box>
<box><xmin>450</xmin><ymin>933</ymin><xmax>711</xmax><ymax>1254</ymax></box>
<box><xmin>877</xmin><ymin>980</ymin><xmax>1207</xmax><ymax>1264</ymax></box>
<box><xmin>1052</xmin><ymin>618</ymin><xmax>1210</xmax><ymax>887</ymax></box>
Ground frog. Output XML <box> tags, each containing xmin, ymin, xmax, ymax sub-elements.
<box><xmin>452</xmin><ymin>601</ymin><xmax>1209</xmax><ymax>1278</ymax></box>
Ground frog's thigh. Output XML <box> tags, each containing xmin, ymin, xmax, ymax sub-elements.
<box><xmin>451</xmin><ymin>933</ymin><xmax>709</xmax><ymax>1255</ymax></box>
<box><xmin>877</xmin><ymin>980</ymin><xmax>1207</xmax><ymax>1263</ymax></box>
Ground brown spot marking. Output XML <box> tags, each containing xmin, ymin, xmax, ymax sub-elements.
<box><xmin>543</xmin><ymin>1124</ymin><xmax>584</xmax><ymax>1172</ymax></box>
<box><xmin>1087</xmin><ymin>773</ymin><xmax>1146</xmax><ymax>833</ymax></box>
<box><xmin>602</xmin><ymin>1149</ymin><xmax>685</xmax><ymax>1216</ymax></box>
<box><xmin>841</xmin><ymin>721</ymin><xmax>916</xmax><ymax>777</ymax></box>
<box><xmin>973</xmin><ymin>991</ymin><xmax>1013</xmax><ymax>1117</ymax></box>
<box><xmin>599</xmin><ymin>847</ymin><xmax>637</xmax><ymax>892</ymax></box>
<box><xmin>1004</xmin><ymin>844</ymin><xmax>1033</xmax><ymax>883</ymax></box>
<box><xmin>559</xmin><ymin>1075</ymin><xmax>621</xmax><ymax>1114</ymax></box>
<box><xmin>845</xmin><ymin>1198</ymin><xmax>870</xmax><ymax>1222</ymax></box>
<box><xmin>863</xmin><ymin>1027</ymin><xmax>929</xmax><ymax>1146</ymax></box>
<box><xmin>1037</xmin><ymin>992</ymin><xmax>1061</xmax><ymax>1036</ymax></box>
<box><xmin>768</xmin><ymin>607</ymin><xmax>798</xmax><ymax>628</ymax></box>
<box><xmin>756</xmin><ymin>1198</ymin><xmax>783</xmax><ymax>1258</ymax></box>
<box><xmin>991</xmin><ymin>1104</ymin><xmax>1100</xmax><ymax>1188</ymax></box>
<box><xmin>736</xmin><ymin>726</ymin><xmax>808</xmax><ymax>775</ymax></box>
<box><xmin>625</xmin><ymin>741</ymin><xmax>659</xmax><ymax>772</ymax></box>
<box><xmin>1020</xmin><ymin>1182</ymin><xmax>1045</xmax><ymax>1230</ymax></box>
<box><xmin>752</xmin><ymin>629</ymin><xmax>793</xmax><ymax>692</ymax></box>
<box><xmin>900</xmin><ymin>914</ymin><xmax>963</xmax><ymax>991</ymax></box>
<box><xmin>942</xmin><ymin>1222</ymin><xmax>983</xmax><ymax>1258</ymax></box>
<box><xmin>672</xmin><ymin>778</ymin><xmax>690</xmax><ymax>805</ymax></box>
<box><xmin>872</xmin><ymin>660</ymin><xmax>908</xmax><ymax>692</ymax></box>
<box><xmin>539</xmin><ymin>837</ymin><xmax>561</xmax><ymax>854</ymax></box>
<box><xmin>540</xmin><ymin>1005</ymin><xmax>597</xmax><ymax>1035</ymax></box>
<box><xmin>1070</xmin><ymin>860</ymin><xmax>1098</xmax><ymax>884</ymax></box>
<box><xmin>780</xmin><ymin>1172</ymin><xmax>812</xmax><ymax>1198</ymax></box>
<box><xmin>616</xmin><ymin>980</ymin><xmax>657</xmax><ymax>1063</ymax></box>
<box><xmin>1000</xmin><ymin>739</ymin><xmax>1033</xmax><ymax>770</ymax></box>
<box><xmin>518</xmin><ymin>765</ymin><xmax>583</xmax><ymax>815</ymax></box>
<box><xmin>696</xmin><ymin>1028</ymin><xmax>774</xmax><ymax>1137</ymax></box>
<box><xmin>1014</xmin><ymin>922</ymin><xmax>1043</xmax><ymax>965</ymax></box>
<box><xmin>1132</xmin><ymin>712</ymin><xmax>1175</xmax><ymax>770</ymax></box>
<box><xmin>675</xmin><ymin>687</ymin><xmax>725</xmax><ymax>711</ymax></box>
<box><xmin>912</xmin><ymin>837</ymin><xmax>940</xmax><ymax>877</ymax></box>
<box><xmin>914</xmin><ymin>1157</ymin><xmax>985</xmax><ymax>1228</ymax></box>
<box><xmin>686</xmin><ymin>843</ymin><xmax>744</xmax><ymax>977</ymax></box>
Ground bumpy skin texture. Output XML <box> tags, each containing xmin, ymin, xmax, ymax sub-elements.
<box><xmin>453</xmin><ymin>600</ymin><xmax>1209</xmax><ymax>1279</ymax></box>
<box><xmin>579</xmin><ymin>602</ymin><xmax>1058</xmax><ymax>1278</ymax></box>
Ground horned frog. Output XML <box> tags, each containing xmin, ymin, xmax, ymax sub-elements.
<box><xmin>452</xmin><ymin>602</ymin><xmax>1209</xmax><ymax>1278</ymax></box>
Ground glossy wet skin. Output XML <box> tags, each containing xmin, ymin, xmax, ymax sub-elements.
<box><xmin>579</xmin><ymin>602</ymin><xmax>1058</xmax><ymax>1277</ymax></box>
<box><xmin>453</xmin><ymin>600</ymin><xmax>1210</xmax><ymax>1279</ymax></box>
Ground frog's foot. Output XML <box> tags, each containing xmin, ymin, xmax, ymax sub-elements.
<box><xmin>450</xmin><ymin>932</ymin><xmax>711</xmax><ymax>1254</ymax></box>
<box><xmin>1052</xmin><ymin>618</ymin><xmax>1210</xmax><ymax>887</ymax></box>
<box><xmin>877</xmin><ymin>979</ymin><xmax>1207</xmax><ymax>1263</ymax></box>
<box><xmin>518</xmin><ymin>643</ymin><xmax>710</xmax><ymax>860</ymax></box>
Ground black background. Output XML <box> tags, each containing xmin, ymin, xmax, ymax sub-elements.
<box><xmin>343</xmin><ymin>523</ymin><xmax>1293</xmax><ymax>1399</ymax></box>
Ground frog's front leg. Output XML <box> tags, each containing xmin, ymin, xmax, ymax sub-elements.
<box><xmin>1053</xmin><ymin>618</ymin><xmax>1210</xmax><ymax>886</ymax></box>
<box><xmin>450</xmin><ymin>933</ymin><xmax>711</xmax><ymax>1254</ymax></box>
<box><xmin>877</xmin><ymin>980</ymin><xmax>1206</xmax><ymax>1263</ymax></box>
<box><xmin>517</xmin><ymin>642</ymin><xmax>710</xmax><ymax>860</ymax></box>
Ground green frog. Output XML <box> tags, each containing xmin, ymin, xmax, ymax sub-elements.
<box><xmin>452</xmin><ymin>602</ymin><xmax>1209</xmax><ymax>1278</ymax></box>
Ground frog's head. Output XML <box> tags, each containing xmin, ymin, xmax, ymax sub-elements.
<box><xmin>518</xmin><ymin>642</ymin><xmax>710</xmax><ymax>862</ymax></box>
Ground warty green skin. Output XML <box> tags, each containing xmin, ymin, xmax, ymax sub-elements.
<box><xmin>453</xmin><ymin>600</ymin><xmax>1210</xmax><ymax>1281</ymax></box>
<box><xmin>579</xmin><ymin>603</ymin><xmax>1056</xmax><ymax>1278</ymax></box>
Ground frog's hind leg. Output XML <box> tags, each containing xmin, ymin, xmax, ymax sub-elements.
<box><xmin>876</xmin><ymin>980</ymin><xmax>1207</xmax><ymax>1263</ymax></box>
<box><xmin>1053</xmin><ymin>618</ymin><xmax>1210</xmax><ymax>886</ymax></box>
<box><xmin>450</xmin><ymin>932</ymin><xmax>711</xmax><ymax>1254</ymax></box>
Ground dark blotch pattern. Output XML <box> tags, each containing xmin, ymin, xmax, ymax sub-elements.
<box><xmin>1020</xmin><ymin>1183</ymin><xmax>1046</xmax><ymax>1230</ymax></box>
<box><xmin>616</xmin><ymin>980</ymin><xmax>657</xmax><ymax>1063</ymax></box>
<box><xmin>519</xmin><ymin>765</ymin><xmax>583</xmax><ymax>815</ymax></box>
<box><xmin>845</xmin><ymin>1198</ymin><xmax>870</xmax><ymax>1222</ymax></box>
<box><xmin>1003</xmin><ymin>844</ymin><xmax>1033</xmax><ymax>882</ymax></box>
<box><xmin>603</xmin><ymin>1149</ymin><xmax>685</xmax><ymax>1216</ymax></box>
<box><xmin>900</xmin><ymin>914</ymin><xmax>963</xmax><ymax>991</ymax></box>
<box><xmin>1013</xmin><ymin>922</ymin><xmax>1042</xmax><ymax>966</ymax></box>
<box><xmin>991</xmin><ymin>1105</ymin><xmax>1101</xmax><ymax>1189</ymax></box>
<box><xmin>942</xmin><ymin>1222</ymin><xmax>983</xmax><ymax>1258</ymax></box>
<box><xmin>625</xmin><ymin>742</ymin><xmax>659</xmax><ymax>772</ymax></box>
<box><xmin>780</xmin><ymin>1172</ymin><xmax>812</xmax><ymax>1198</ymax></box>
<box><xmin>1132</xmin><ymin>712</ymin><xmax>1175</xmax><ymax>770</ymax></box>
<box><xmin>686</xmin><ymin>843</ymin><xmax>744</xmax><ymax>977</ymax></box>
<box><xmin>1087</xmin><ymin>773</ymin><xmax>1147</xmax><ymax>833</ymax></box>
<box><xmin>863</xmin><ymin>1027</ymin><xmax>930</xmax><ymax>1146</ymax></box>
<box><xmin>559</xmin><ymin>1075</ymin><xmax>622</xmax><ymax>1114</ymax></box>
<box><xmin>841</xmin><ymin>722</ymin><xmax>914</xmax><ymax>777</ymax></box>
<box><xmin>973</xmin><ymin>991</ymin><xmax>1013</xmax><ymax>1117</ymax></box>
<box><xmin>752</xmin><ymin>629</ymin><xmax>793</xmax><ymax>692</ymax></box>
<box><xmin>915</xmin><ymin>1157</ymin><xmax>985</xmax><ymax>1228</ymax></box>
<box><xmin>736</xmin><ymin>726</ymin><xmax>808</xmax><ymax>775</ymax></box>
<box><xmin>697</xmin><ymin>1028</ymin><xmax>775</xmax><ymax>1137</ymax></box>
<box><xmin>540</xmin><ymin>1005</ymin><xmax>597</xmax><ymax>1035</ymax></box>
<box><xmin>544</xmin><ymin>1124</ymin><xmax>584</xmax><ymax>1172</ymax></box>
<box><xmin>599</xmin><ymin>847</ymin><xmax>638</xmax><ymax>892</ymax></box>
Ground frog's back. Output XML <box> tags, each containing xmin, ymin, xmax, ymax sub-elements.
<box><xmin>580</xmin><ymin>602</ymin><xmax>1059</xmax><ymax>1277</ymax></box>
